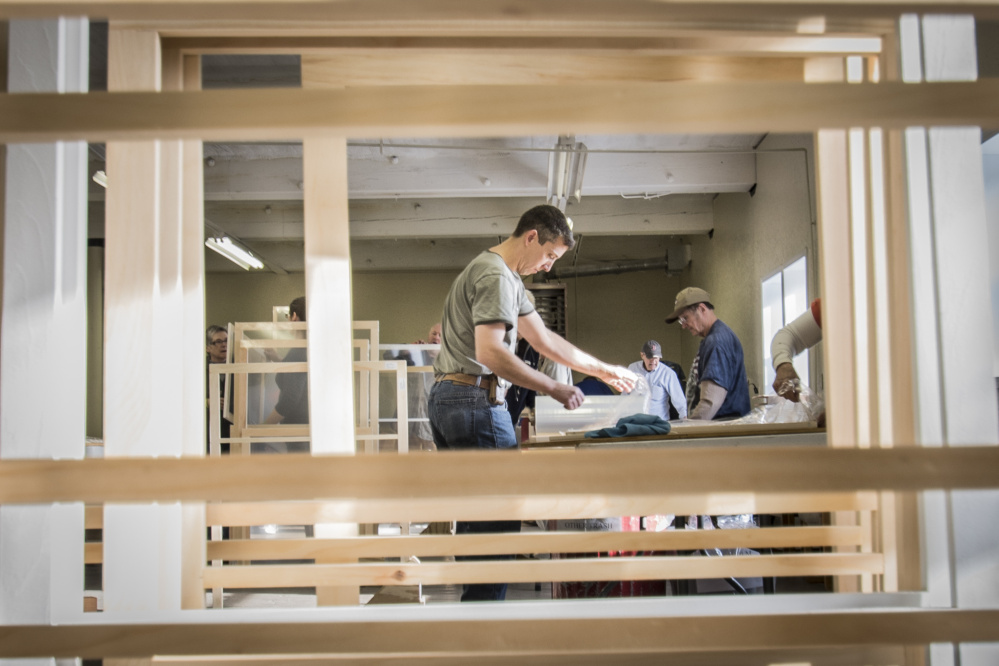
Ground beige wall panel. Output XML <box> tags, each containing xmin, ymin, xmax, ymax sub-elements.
<box><xmin>686</xmin><ymin>134</ymin><xmax>815</xmax><ymax>390</ymax></box>
<box><xmin>206</xmin><ymin>272</ymin><xmax>307</xmax><ymax>327</ymax></box>
<box><xmin>350</xmin><ymin>271</ymin><xmax>457</xmax><ymax>344</ymax></box>
<box><xmin>566</xmin><ymin>269</ymin><xmax>682</xmax><ymax>375</ymax></box>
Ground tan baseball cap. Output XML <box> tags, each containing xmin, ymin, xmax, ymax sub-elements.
<box><xmin>665</xmin><ymin>287</ymin><xmax>713</xmax><ymax>323</ymax></box>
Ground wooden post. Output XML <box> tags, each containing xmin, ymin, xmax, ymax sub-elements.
<box><xmin>103</xmin><ymin>25</ymin><xmax>204</xmax><ymax>613</ymax></box>
<box><xmin>301</xmin><ymin>127</ymin><xmax>358</xmax><ymax>604</ymax></box>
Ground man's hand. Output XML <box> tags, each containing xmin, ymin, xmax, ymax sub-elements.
<box><xmin>598</xmin><ymin>365</ymin><xmax>640</xmax><ymax>393</ymax></box>
<box><xmin>773</xmin><ymin>362</ymin><xmax>801</xmax><ymax>402</ymax></box>
<box><xmin>549</xmin><ymin>383</ymin><xmax>585</xmax><ymax>410</ymax></box>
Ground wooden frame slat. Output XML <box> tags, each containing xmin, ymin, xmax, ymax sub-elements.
<box><xmin>299</xmin><ymin>53</ymin><xmax>807</xmax><ymax>85</ymax></box>
<box><xmin>164</xmin><ymin>33</ymin><xmax>884</xmax><ymax>55</ymax></box>
<box><xmin>95</xmin><ymin>647</ymin><xmax>911</xmax><ymax>666</ymax></box>
<box><xmin>166</xmin><ymin>32</ymin><xmax>885</xmax><ymax>52</ymax></box>
<box><xmin>204</xmin><ymin>526</ymin><xmax>868</xmax><ymax>560</ymax></box>
<box><xmin>2</xmin><ymin>610</ymin><xmax>998</xmax><ymax>658</ymax></box>
<box><xmin>1</xmin><ymin>80</ymin><xmax>998</xmax><ymax>143</ymax></box>
<box><xmin>2</xmin><ymin>1</ymin><xmax>999</xmax><ymax>23</ymax></box>
<box><xmin>201</xmin><ymin>553</ymin><xmax>886</xmax><ymax>588</ymax></box>
<box><xmin>206</xmin><ymin>493</ymin><xmax>878</xmax><ymax>524</ymax></box>
<box><xmin>1</xmin><ymin>447</ymin><xmax>995</xmax><ymax>504</ymax></box>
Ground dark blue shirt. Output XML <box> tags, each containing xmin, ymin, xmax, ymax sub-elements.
<box><xmin>687</xmin><ymin>319</ymin><xmax>751</xmax><ymax>419</ymax></box>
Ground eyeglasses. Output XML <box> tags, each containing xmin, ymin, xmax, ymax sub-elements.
<box><xmin>678</xmin><ymin>306</ymin><xmax>698</xmax><ymax>326</ymax></box>
<box><xmin>210</xmin><ymin>339</ymin><xmax>227</xmax><ymax>346</ymax></box>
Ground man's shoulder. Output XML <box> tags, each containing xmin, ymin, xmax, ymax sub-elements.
<box><xmin>627</xmin><ymin>360</ymin><xmax>645</xmax><ymax>373</ymax></box>
<box><xmin>706</xmin><ymin>319</ymin><xmax>739</xmax><ymax>342</ymax></box>
<box><xmin>466</xmin><ymin>250</ymin><xmax>506</xmax><ymax>273</ymax></box>
<box><xmin>703</xmin><ymin>320</ymin><xmax>744</xmax><ymax>360</ymax></box>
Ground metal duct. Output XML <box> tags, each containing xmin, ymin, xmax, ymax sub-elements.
<box><xmin>539</xmin><ymin>256</ymin><xmax>669</xmax><ymax>281</ymax></box>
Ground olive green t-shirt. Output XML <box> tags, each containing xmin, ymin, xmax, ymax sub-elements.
<box><xmin>433</xmin><ymin>251</ymin><xmax>535</xmax><ymax>379</ymax></box>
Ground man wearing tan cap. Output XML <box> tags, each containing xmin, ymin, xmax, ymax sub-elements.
<box><xmin>666</xmin><ymin>287</ymin><xmax>751</xmax><ymax>420</ymax></box>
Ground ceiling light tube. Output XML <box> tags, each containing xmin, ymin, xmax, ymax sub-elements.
<box><xmin>205</xmin><ymin>236</ymin><xmax>265</xmax><ymax>270</ymax></box>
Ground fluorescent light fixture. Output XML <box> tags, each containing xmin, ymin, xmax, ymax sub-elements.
<box><xmin>546</xmin><ymin>135</ymin><xmax>587</xmax><ymax>211</ymax></box>
<box><xmin>205</xmin><ymin>236</ymin><xmax>265</xmax><ymax>270</ymax></box>
<box><xmin>92</xmin><ymin>170</ymin><xmax>108</xmax><ymax>188</ymax></box>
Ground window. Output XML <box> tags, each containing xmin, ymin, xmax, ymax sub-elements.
<box><xmin>761</xmin><ymin>256</ymin><xmax>809</xmax><ymax>394</ymax></box>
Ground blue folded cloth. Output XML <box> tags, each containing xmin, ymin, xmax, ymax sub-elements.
<box><xmin>584</xmin><ymin>413</ymin><xmax>672</xmax><ymax>438</ymax></box>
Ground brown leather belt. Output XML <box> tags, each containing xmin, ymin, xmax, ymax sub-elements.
<box><xmin>436</xmin><ymin>372</ymin><xmax>499</xmax><ymax>393</ymax></box>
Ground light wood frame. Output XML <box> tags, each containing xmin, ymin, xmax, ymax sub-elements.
<box><xmin>2</xmin><ymin>2</ymin><xmax>998</xmax><ymax>663</ymax></box>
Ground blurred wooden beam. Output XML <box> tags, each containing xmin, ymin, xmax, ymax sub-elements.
<box><xmin>0</xmin><ymin>80</ymin><xmax>997</xmax><ymax>143</ymax></box>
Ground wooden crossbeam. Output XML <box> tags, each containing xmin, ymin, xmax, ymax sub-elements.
<box><xmin>202</xmin><ymin>553</ymin><xmax>885</xmax><ymax>588</ymax></box>
<box><xmin>1</xmin><ymin>447</ymin><xmax>996</xmax><ymax>504</ymax></box>
<box><xmin>84</xmin><ymin>647</ymin><xmax>912</xmax><ymax>666</ymax></box>
<box><xmin>1</xmin><ymin>80</ymin><xmax>998</xmax><ymax>143</ymax></box>
<box><xmin>205</xmin><ymin>526</ymin><xmax>868</xmax><ymax>560</ymax></box>
<box><xmin>164</xmin><ymin>33</ymin><xmax>883</xmax><ymax>56</ymax></box>
<box><xmin>1</xmin><ymin>1</ymin><xmax>999</xmax><ymax>23</ymax></box>
<box><xmin>300</xmin><ymin>53</ymin><xmax>806</xmax><ymax>85</ymax></box>
<box><xmin>1</xmin><ymin>610</ymin><xmax>998</xmax><ymax>658</ymax></box>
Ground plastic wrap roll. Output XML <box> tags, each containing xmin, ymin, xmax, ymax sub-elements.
<box><xmin>534</xmin><ymin>391</ymin><xmax>650</xmax><ymax>436</ymax></box>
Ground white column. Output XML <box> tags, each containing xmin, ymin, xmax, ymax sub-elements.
<box><xmin>0</xmin><ymin>16</ymin><xmax>89</xmax><ymax>666</ymax></box>
<box><xmin>900</xmin><ymin>14</ymin><xmax>999</xmax><ymax>666</ymax></box>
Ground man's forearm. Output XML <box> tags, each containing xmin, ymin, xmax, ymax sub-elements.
<box><xmin>529</xmin><ymin>327</ymin><xmax>612</xmax><ymax>378</ymax></box>
<box><xmin>690</xmin><ymin>380</ymin><xmax>727</xmax><ymax>420</ymax></box>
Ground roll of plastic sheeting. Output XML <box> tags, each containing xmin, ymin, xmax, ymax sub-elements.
<box><xmin>534</xmin><ymin>392</ymin><xmax>650</xmax><ymax>436</ymax></box>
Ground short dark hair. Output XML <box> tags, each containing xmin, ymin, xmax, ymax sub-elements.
<box><xmin>512</xmin><ymin>205</ymin><xmax>575</xmax><ymax>250</ymax></box>
<box><xmin>206</xmin><ymin>324</ymin><xmax>226</xmax><ymax>346</ymax></box>
<box><xmin>289</xmin><ymin>296</ymin><xmax>306</xmax><ymax>322</ymax></box>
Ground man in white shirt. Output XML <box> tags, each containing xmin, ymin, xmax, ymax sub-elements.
<box><xmin>627</xmin><ymin>340</ymin><xmax>687</xmax><ymax>420</ymax></box>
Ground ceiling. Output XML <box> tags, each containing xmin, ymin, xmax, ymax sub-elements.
<box><xmin>87</xmin><ymin>47</ymin><xmax>764</xmax><ymax>274</ymax></box>
<box><xmin>82</xmin><ymin>21</ymin><xmax>998</xmax><ymax>275</ymax></box>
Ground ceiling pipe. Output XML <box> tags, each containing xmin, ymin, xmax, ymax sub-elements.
<box><xmin>537</xmin><ymin>256</ymin><xmax>670</xmax><ymax>282</ymax></box>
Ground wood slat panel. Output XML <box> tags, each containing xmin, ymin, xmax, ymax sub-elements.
<box><xmin>204</xmin><ymin>526</ymin><xmax>867</xmax><ymax>560</ymax></box>
<box><xmin>0</xmin><ymin>447</ymin><xmax>996</xmax><ymax>504</ymax></box>
<box><xmin>202</xmin><ymin>553</ymin><xmax>885</xmax><ymax>588</ymax></box>
<box><xmin>2</xmin><ymin>610</ymin><xmax>997</xmax><ymax>658</ymax></box>
<box><xmin>207</xmin><ymin>492</ymin><xmax>878</xmax><ymax>524</ymax></box>
<box><xmin>1</xmin><ymin>80</ymin><xmax>998</xmax><ymax>143</ymax></box>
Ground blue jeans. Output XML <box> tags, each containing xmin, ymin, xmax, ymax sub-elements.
<box><xmin>429</xmin><ymin>380</ymin><xmax>521</xmax><ymax>602</ymax></box>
